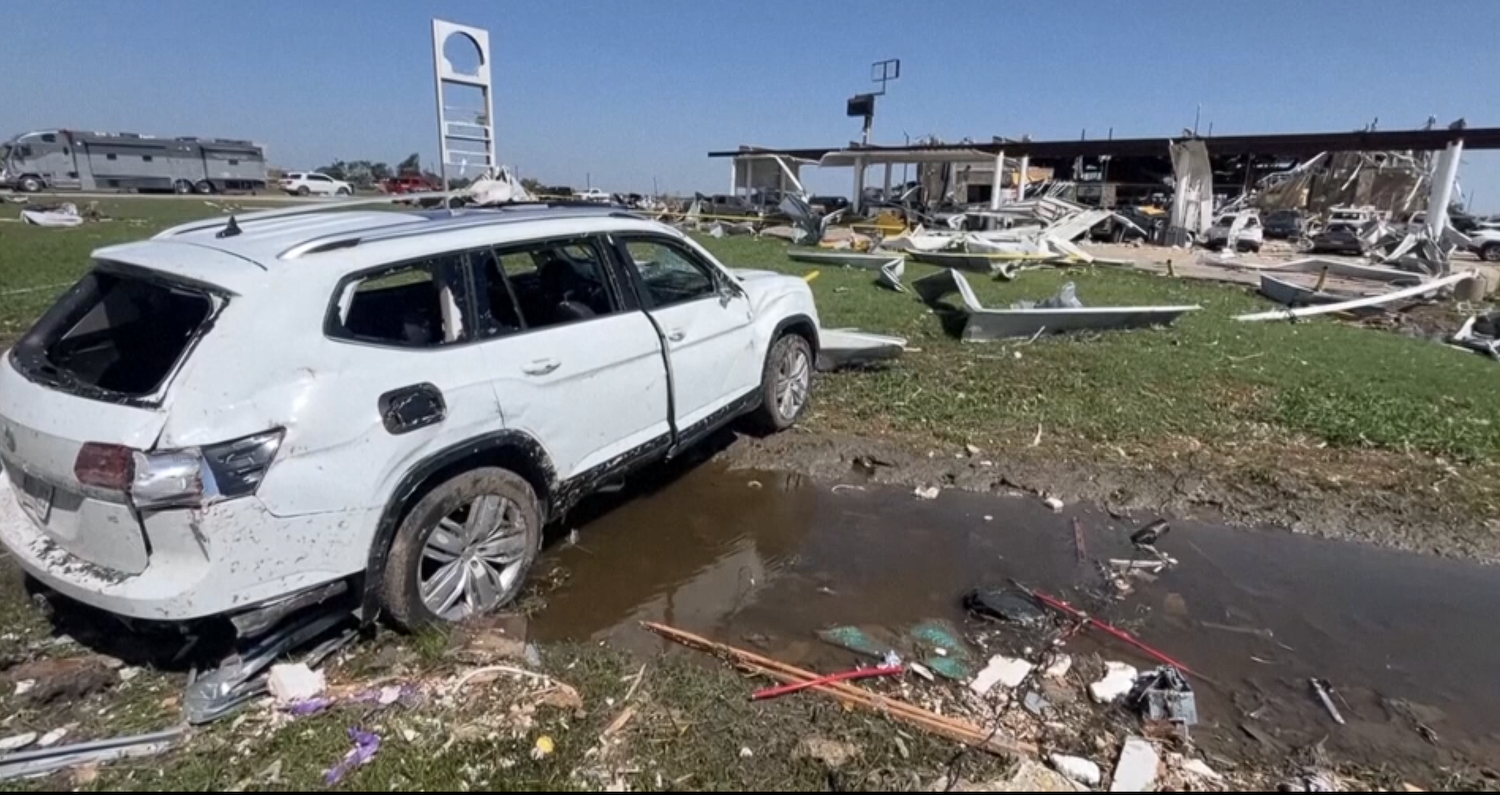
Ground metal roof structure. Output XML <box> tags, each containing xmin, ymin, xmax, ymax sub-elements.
<box><xmin>710</xmin><ymin>126</ymin><xmax>1500</xmax><ymax>163</ymax></box>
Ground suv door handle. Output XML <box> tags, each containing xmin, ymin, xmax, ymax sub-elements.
<box><xmin>522</xmin><ymin>358</ymin><xmax>562</xmax><ymax>375</ymax></box>
<box><xmin>667</xmin><ymin>329</ymin><xmax>687</xmax><ymax>343</ymax></box>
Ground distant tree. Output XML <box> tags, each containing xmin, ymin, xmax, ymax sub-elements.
<box><xmin>398</xmin><ymin>153</ymin><xmax>422</xmax><ymax>174</ymax></box>
<box><xmin>371</xmin><ymin>162</ymin><xmax>392</xmax><ymax>182</ymax></box>
<box><xmin>318</xmin><ymin>160</ymin><xmax>349</xmax><ymax>181</ymax></box>
<box><xmin>520</xmin><ymin>177</ymin><xmax>543</xmax><ymax>194</ymax></box>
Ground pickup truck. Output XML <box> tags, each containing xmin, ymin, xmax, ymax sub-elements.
<box><xmin>382</xmin><ymin>175</ymin><xmax>439</xmax><ymax>194</ymax></box>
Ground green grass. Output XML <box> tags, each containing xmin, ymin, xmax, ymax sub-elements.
<box><xmin>0</xmin><ymin>635</ymin><xmax>1005</xmax><ymax>792</ymax></box>
<box><xmin>0</xmin><ymin>197</ymin><xmax>288</xmax><ymax>342</ymax></box>
<box><xmin>699</xmin><ymin>235</ymin><xmax>1500</xmax><ymax>463</ymax></box>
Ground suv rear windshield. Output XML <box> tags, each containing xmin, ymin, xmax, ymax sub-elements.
<box><xmin>13</xmin><ymin>266</ymin><xmax>218</xmax><ymax>402</ymax></box>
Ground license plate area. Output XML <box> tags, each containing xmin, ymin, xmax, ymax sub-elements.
<box><xmin>15</xmin><ymin>473</ymin><xmax>56</xmax><ymax>525</ymax></box>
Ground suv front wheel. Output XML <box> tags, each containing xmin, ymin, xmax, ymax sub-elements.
<box><xmin>380</xmin><ymin>467</ymin><xmax>541</xmax><ymax>630</ymax></box>
<box><xmin>748</xmin><ymin>333</ymin><xmax>813</xmax><ymax>433</ymax></box>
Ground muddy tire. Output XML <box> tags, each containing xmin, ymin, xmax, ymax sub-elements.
<box><xmin>194</xmin><ymin>180</ymin><xmax>214</xmax><ymax>195</ymax></box>
<box><xmin>173</xmin><ymin>179</ymin><xmax>193</xmax><ymax>195</ymax></box>
<box><xmin>296</xmin><ymin>185</ymin><xmax>311</xmax><ymax>197</ymax></box>
<box><xmin>336</xmin><ymin>187</ymin><xmax>351</xmax><ymax>197</ymax></box>
<box><xmin>747</xmin><ymin>333</ymin><xmax>813</xmax><ymax>434</ymax></box>
<box><xmin>18</xmin><ymin>175</ymin><xmax>43</xmax><ymax>193</ymax></box>
<box><xmin>380</xmin><ymin>467</ymin><xmax>541</xmax><ymax>631</ymax></box>
<box><xmin>1482</xmin><ymin>243</ymin><xmax>1500</xmax><ymax>264</ymax></box>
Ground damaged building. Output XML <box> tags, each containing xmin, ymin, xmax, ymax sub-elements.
<box><xmin>711</xmin><ymin>123</ymin><xmax>1499</xmax><ymax>243</ymax></box>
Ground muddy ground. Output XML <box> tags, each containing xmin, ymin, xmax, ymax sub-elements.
<box><xmin>717</xmin><ymin>428</ymin><xmax>1500</xmax><ymax>564</ymax></box>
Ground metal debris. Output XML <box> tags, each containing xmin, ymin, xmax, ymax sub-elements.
<box><xmin>912</xmin><ymin>268</ymin><xmax>1199</xmax><ymax>341</ymax></box>
<box><xmin>0</xmin><ymin>728</ymin><xmax>185</xmax><ymax>782</ymax></box>
<box><xmin>1311</xmin><ymin>678</ymin><xmax>1346</xmax><ymax>725</ymax></box>
<box><xmin>1129</xmin><ymin>666</ymin><xmax>1199</xmax><ymax>727</ymax></box>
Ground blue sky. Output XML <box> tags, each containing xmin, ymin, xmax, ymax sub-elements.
<box><xmin>3</xmin><ymin>0</ymin><xmax>1497</xmax><ymax>209</ymax></box>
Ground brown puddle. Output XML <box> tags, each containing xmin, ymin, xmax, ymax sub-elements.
<box><xmin>533</xmin><ymin>465</ymin><xmax>1500</xmax><ymax>775</ymax></box>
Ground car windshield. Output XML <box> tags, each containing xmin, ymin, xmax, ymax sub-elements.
<box><xmin>13</xmin><ymin>265</ymin><xmax>218</xmax><ymax>401</ymax></box>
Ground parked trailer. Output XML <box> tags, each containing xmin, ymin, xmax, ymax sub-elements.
<box><xmin>1</xmin><ymin>129</ymin><xmax>268</xmax><ymax>194</ymax></box>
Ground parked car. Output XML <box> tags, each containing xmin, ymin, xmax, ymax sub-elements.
<box><xmin>1470</xmin><ymin>229</ymin><xmax>1500</xmax><ymax>262</ymax></box>
<box><xmin>696</xmin><ymin>194</ymin><xmax>760</xmax><ymax>218</ymax></box>
<box><xmin>1308</xmin><ymin>223</ymin><xmax>1366</xmax><ymax>255</ymax></box>
<box><xmin>1202</xmin><ymin>211</ymin><xmax>1264</xmax><ymax>252</ymax></box>
<box><xmin>572</xmin><ymin>188</ymin><xmax>609</xmax><ymax>203</ymax></box>
<box><xmin>1262</xmin><ymin>209</ymin><xmax>1307</xmax><ymax>240</ymax></box>
<box><xmin>382</xmin><ymin>175</ymin><xmax>438</xmax><ymax>194</ymax></box>
<box><xmin>0</xmin><ymin>204</ymin><xmax>821</xmax><ymax>629</ymax></box>
<box><xmin>280</xmin><ymin>172</ymin><xmax>354</xmax><ymax>197</ymax></box>
<box><xmin>810</xmin><ymin>195</ymin><xmax>851</xmax><ymax>214</ymax></box>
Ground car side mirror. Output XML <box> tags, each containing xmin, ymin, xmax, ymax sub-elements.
<box><xmin>718</xmin><ymin>280</ymin><xmax>741</xmax><ymax>307</ymax></box>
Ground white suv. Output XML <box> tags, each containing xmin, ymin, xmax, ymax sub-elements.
<box><xmin>280</xmin><ymin>171</ymin><xmax>354</xmax><ymax>197</ymax></box>
<box><xmin>0</xmin><ymin>204</ymin><xmax>820</xmax><ymax>630</ymax></box>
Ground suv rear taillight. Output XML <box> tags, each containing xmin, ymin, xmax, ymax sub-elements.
<box><xmin>72</xmin><ymin>430</ymin><xmax>284</xmax><ymax>509</ymax></box>
<box><xmin>74</xmin><ymin>443</ymin><xmax>135</xmax><ymax>491</ymax></box>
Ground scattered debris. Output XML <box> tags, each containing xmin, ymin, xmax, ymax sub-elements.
<box><xmin>19</xmin><ymin>203</ymin><xmax>83</xmax><ymax>228</ymax></box>
<box><xmin>531</xmin><ymin>735</ymin><xmax>555</xmax><ymax>761</ymax></box>
<box><xmin>1450</xmin><ymin>311</ymin><xmax>1500</xmax><ymax>362</ymax></box>
<box><xmin>1234</xmin><ymin>269</ymin><xmax>1476</xmax><ymax>322</ymax></box>
<box><xmin>793</xmin><ymin>737</ymin><xmax>862</xmax><ymax>770</ymax></box>
<box><xmin>1182</xmin><ymin>758</ymin><xmax>1223</xmax><ymax>782</ymax></box>
<box><xmin>1129</xmin><ymin>666</ymin><xmax>1198</xmax><ymax>726</ymax></box>
<box><xmin>1090</xmin><ymin>662</ymin><xmax>1140</xmax><ymax>704</ymax></box>
<box><xmin>1310</xmin><ymin>678</ymin><xmax>1346</xmax><ymax>725</ymax></box>
<box><xmin>752</xmin><ymin>664</ymin><xmax>903</xmax><ymax>701</ymax></box>
<box><xmin>7</xmin><ymin>657</ymin><xmax>117</xmax><ymax>705</ymax></box>
<box><xmin>267</xmin><ymin>663</ymin><xmax>327</xmax><ymax>706</ymax></box>
<box><xmin>817</xmin><ymin>328</ymin><xmax>908</xmax><ymax>370</ymax></box>
<box><xmin>1043</xmin><ymin>496</ymin><xmax>1064</xmax><ymax>512</ymax></box>
<box><xmin>914</xmin><ymin>485</ymin><xmax>941</xmax><ymax>500</ymax></box>
<box><xmin>1130</xmin><ymin>519</ymin><xmax>1170</xmax><ymax>548</ymax></box>
<box><xmin>1050</xmin><ymin>753</ymin><xmax>1103</xmax><ymax>787</ymax></box>
<box><xmin>644</xmin><ymin>622</ymin><xmax>1033</xmax><ymax>757</ymax></box>
<box><xmin>1022</xmin><ymin>690</ymin><xmax>1050</xmax><ymax>717</ymax></box>
<box><xmin>0</xmin><ymin>733</ymin><xmax>39</xmax><ymax>753</ymax></box>
<box><xmin>324</xmin><ymin>729</ymin><xmax>381</xmax><ymax>786</ymax></box>
<box><xmin>37</xmin><ymin>729</ymin><xmax>68</xmax><ymax>748</ymax></box>
<box><xmin>1019</xmin><ymin>584</ymin><xmax>1206</xmax><ymax>681</ymax></box>
<box><xmin>969</xmin><ymin>655</ymin><xmax>1034</xmax><ymax>696</ymax></box>
<box><xmin>0</xmin><ymin>728</ymin><xmax>184</xmax><ymax>782</ymax></box>
<box><xmin>964</xmin><ymin>587</ymin><xmax>1047</xmax><ymax>626</ymax></box>
<box><xmin>1043</xmin><ymin>654</ymin><xmax>1073</xmax><ymax>681</ymax></box>
<box><xmin>1278</xmin><ymin>766</ymin><xmax>1337</xmax><ymax>792</ymax></box>
<box><xmin>1110</xmin><ymin>736</ymin><xmax>1160</xmax><ymax>792</ymax></box>
<box><xmin>913</xmin><ymin>268</ymin><xmax>1199</xmax><ymax>342</ymax></box>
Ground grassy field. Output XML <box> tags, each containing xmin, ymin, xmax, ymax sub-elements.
<box><xmin>691</xmin><ymin>235</ymin><xmax>1500</xmax><ymax>554</ymax></box>
<box><xmin>0</xmin><ymin>198</ymin><xmax>1496</xmax><ymax>789</ymax></box>
<box><xmin>2</xmin><ymin>197</ymin><xmax>1497</xmax><ymax>537</ymax></box>
<box><xmin>0</xmin><ymin>563</ymin><xmax>1008</xmax><ymax>792</ymax></box>
<box><xmin>697</xmin><ymin>236</ymin><xmax>1500</xmax><ymax>461</ymax></box>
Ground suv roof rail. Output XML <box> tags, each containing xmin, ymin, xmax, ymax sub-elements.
<box><xmin>278</xmin><ymin>204</ymin><xmax>633</xmax><ymax>260</ymax></box>
<box><xmin>152</xmin><ymin>191</ymin><xmax>461</xmax><ymax>239</ymax></box>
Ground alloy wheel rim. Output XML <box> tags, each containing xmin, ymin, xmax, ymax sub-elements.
<box><xmin>419</xmin><ymin>494</ymin><xmax>528</xmax><ymax>621</ymax></box>
<box><xmin>775</xmin><ymin>347</ymin><xmax>810</xmax><ymax>419</ymax></box>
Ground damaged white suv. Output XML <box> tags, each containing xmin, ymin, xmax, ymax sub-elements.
<box><xmin>0</xmin><ymin>204</ymin><xmax>820</xmax><ymax>630</ymax></box>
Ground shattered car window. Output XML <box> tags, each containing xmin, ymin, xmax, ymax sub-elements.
<box><xmin>622</xmin><ymin>240</ymin><xmax>717</xmax><ymax>308</ymax></box>
<box><xmin>334</xmin><ymin>258</ymin><xmax>464</xmax><ymax>347</ymax></box>
<box><xmin>14</xmin><ymin>267</ymin><xmax>215</xmax><ymax>399</ymax></box>
<box><xmin>482</xmin><ymin>239</ymin><xmax>616</xmax><ymax>331</ymax></box>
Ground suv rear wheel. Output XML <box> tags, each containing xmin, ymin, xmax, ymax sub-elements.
<box><xmin>748</xmin><ymin>333</ymin><xmax>813</xmax><ymax>433</ymax></box>
<box><xmin>380</xmin><ymin>467</ymin><xmax>541</xmax><ymax>630</ymax></box>
<box><xmin>1482</xmin><ymin>242</ymin><xmax>1500</xmax><ymax>263</ymax></box>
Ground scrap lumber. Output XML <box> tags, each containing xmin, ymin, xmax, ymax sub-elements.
<box><xmin>641</xmin><ymin>622</ymin><xmax>1033</xmax><ymax>757</ymax></box>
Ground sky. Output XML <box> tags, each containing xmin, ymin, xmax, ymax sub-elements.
<box><xmin>3</xmin><ymin>0</ymin><xmax>1497</xmax><ymax>210</ymax></box>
